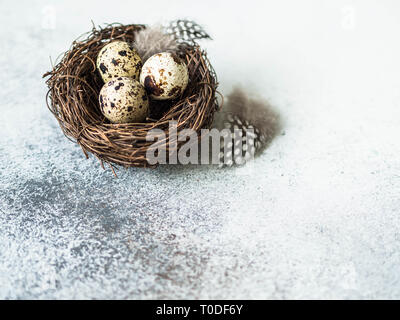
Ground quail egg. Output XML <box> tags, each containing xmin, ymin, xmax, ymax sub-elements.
<box><xmin>140</xmin><ymin>52</ymin><xmax>189</xmax><ymax>100</ymax></box>
<box><xmin>99</xmin><ymin>77</ymin><xmax>149</xmax><ymax>123</ymax></box>
<box><xmin>97</xmin><ymin>41</ymin><xmax>143</xmax><ymax>83</ymax></box>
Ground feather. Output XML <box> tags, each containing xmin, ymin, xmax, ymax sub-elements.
<box><xmin>133</xmin><ymin>25</ymin><xmax>179</xmax><ymax>62</ymax></box>
<box><xmin>212</xmin><ymin>86</ymin><xmax>281</xmax><ymax>167</ymax></box>
<box><xmin>166</xmin><ymin>20</ymin><xmax>211</xmax><ymax>43</ymax></box>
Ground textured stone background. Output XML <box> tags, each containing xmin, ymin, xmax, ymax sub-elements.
<box><xmin>1</xmin><ymin>0</ymin><xmax>400</xmax><ymax>299</ymax></box>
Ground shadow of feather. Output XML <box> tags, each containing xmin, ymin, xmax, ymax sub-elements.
<box><xmin>212</xmin><ymin>86</ymin><xmax>282</xmax><ymax>161</ymax></box>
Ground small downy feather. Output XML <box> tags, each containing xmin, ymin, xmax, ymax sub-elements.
<box><xmin>133</xmin><ymin>25</ymin><xmax>179</xmax><ymax>62</ymax></box>
<box><xmin>212</xmin><ymin>86</ymin><xmax>281</xmax><ymax>167</ymax></box>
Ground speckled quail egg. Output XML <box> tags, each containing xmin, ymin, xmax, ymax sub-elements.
<box><xmin>96</xmin><ymin>41</ymin><xmax>143</xmax><ymax>83</ymax></box>
<box><xmin>140</xmin><ymin>52</ymin><xmax>189</xmax><ymax>100</ymax></box>
<box><xmin>99</xmin><ymin>77</ymin><xmax>149</xmax><ymax>123</ymax></box>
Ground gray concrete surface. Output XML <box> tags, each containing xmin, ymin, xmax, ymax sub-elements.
<box><xmin>0</xmin><ymin>0</ymin><xmax>400</xmax><ymax>299</ymax></box>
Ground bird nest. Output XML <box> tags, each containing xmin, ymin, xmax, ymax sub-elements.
<box><xmin>43</xmin><ymin>22</ymin><xmax>220</xmax><ymax>174</ymax></box>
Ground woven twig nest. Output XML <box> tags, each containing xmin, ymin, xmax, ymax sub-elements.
<box><xmin>44</xmin><ymin>23</ymin><xmax>220</xmax><ymax>173</ymax></box>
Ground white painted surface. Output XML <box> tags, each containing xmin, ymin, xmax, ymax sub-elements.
<box><xmin>0</xmin><ymin>0</ymin><xmax>399</xmax><ymax>299</ymax></box>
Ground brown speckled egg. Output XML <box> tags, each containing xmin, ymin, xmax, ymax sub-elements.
<box><xmin>140</xmin><ymin>52</ymin><xmax>189</xmax><ymax>100</ymax></box>
<box><xmin>99</xmin><ymin>77</ymin><xmax>149</xmax><ymax>123</ymax></box>
<box><xmin>96</xmin><ymin>41</ymin><xmax>143</xmax><ymax>83</ymax></box>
